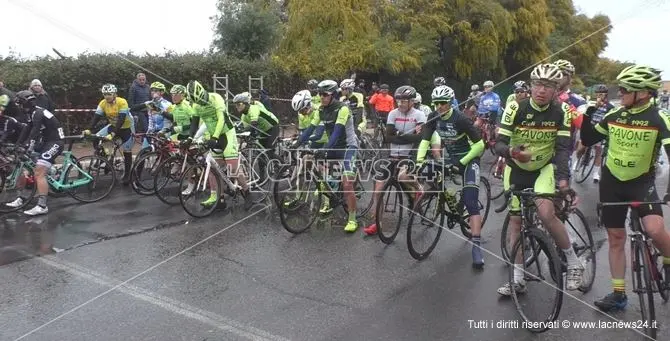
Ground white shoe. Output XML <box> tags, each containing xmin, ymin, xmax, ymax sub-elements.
<box><xmin>497</xmin><ymin>281</ymin><xmax>527</xmax><ymax>296</ymax></box>
<box><xmin>6</xmin><ymin>197</ymin><xmax>24</xmax><ymax>208</ymax></box>
<box><xmin>181</xmin><ymin>183</ymin><xmax>195</xmax><ymax>196</ymax></box>
<box><xmin>592</xmin><ymin>171</ymin><xmax>600</xmax><ymax>182</ymax></box>
<box><xmin>24</xmin><ymin>205</ymin><xmax>48</xmax><ymax>216</ymax></box>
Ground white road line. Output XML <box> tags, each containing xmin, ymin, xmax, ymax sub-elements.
<box><xmin>35</xmin><ymin>256</ymin><xmax>291</xmax><ymax>341</ymax></box>
<box><xmin>13</xmin><ymin>205</ymin><xmax>291</xmax><ymax>341</ymax></box>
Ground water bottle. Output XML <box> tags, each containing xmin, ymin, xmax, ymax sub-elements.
<box><xmin>444</xmin><ymin>188</ymin><xmax>458</xmax><ymax>213</ymax></box>
<box><xmin>328</xmin><ymin>165</ymin><xmax>341</xmax><ymax>190</ymax></box>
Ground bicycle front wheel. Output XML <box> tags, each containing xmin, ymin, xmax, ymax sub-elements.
<box><xmin>375</xmin><ymin>181</ymin><xmax>410</xmax><ymax>244</ymax></box>
<box><xmin>632</xmin><ymin>239</ymin><xmax>657</xmax><ymax>339</ymax></box>
<box><xmin>67</xmin><ymin>155</ymin><xmax>117</xmax><ymax>203</ymax></box>
<box><xmin>274</xmin><ymin>165</ymin><xmax>320</xmax><ymax>234</ymax></box>
<box><xmin>406</xmin><ymin>192</ymin><xmax>444</xmax><ymax>260</ymax></box>
<box><xmin>154</xmin><ymin>156</ymin><xmax>183</xmax><ymax>206</ymax></box>
<box><xmin>510</xmin><ymin>228</ymin><xmax>563</xmax><ymax>333</ymax></box>
<box><xmin>179</xmin><ymin>165</ymin><xmax>223</xmax><ymax>218</ymax></box>
<box><xmin>574</xmin><ymin>147</ymin><xmax>595</xmax><ymax>184</ymax></box>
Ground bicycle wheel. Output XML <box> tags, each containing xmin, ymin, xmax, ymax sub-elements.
<box><xmin>154</xmin><ymin>156</ymin><xmax>183</xmax><ymax>206</ymax></box>
<box><xmin>407</xmin><ymin>192</ymin><xmax>444</xmax><ymax>260</ymax></box>
<box><xmin>632</xmin><ymin>238</ymin><xmax>657</xmax><ymax>339</ymax></box>
<box><xmin>574</xmin><ymin>147</ymin><xmax>595</xmax><ymax>184</ymax></box>
<box><xmin>131</xmin><ymin>151</ymin><xmax>162</xmax><ymax>195</ymax></box>
<box><xmin>458</xmin><ymin>176</ymin><xmax>491</xmax><ymax>239</ymax></box>
<box><xmin>179</xmin><ymin>164</ymin><xmax>223</xmax><ymax>218</ymax></box>
<box><xmin>509</xmin><ymin>228</ymin><xmax>563</xmax><ymax>333</ymax></box>
<box><xmin>0</xmin><ymin>163</ymin><xmax>36</xmax><ymax>213</ymax></box>
<box><xmin>376</xmin><ymin>181</ymin><xmax>410</xmax><ymax>244</ymax></box>
<box><xmin>274</xmin><ymin>164</ymin><xmax>320</xmax><ymax>234</ymax></box>
<box><xmin>563</xmin><ymin>208</ymin><xmax>596</xmax><ymax>293</ymax></box>
<box><xmin>488</xmin><ymin>156</ymin><xmax>505</xmax><ymax>200</ymax></box>
<box><xmin>67</xmin><ymin>155</ymin><xmax>116</xmax><ymax>202</ymax></box>
<box><xmin>500</xmin><ymin>214</ymin><xmax>542</xmax><ymax>267</ymax></box>
<box><xmin>651</xmin><ymin>246</ymin><xmax>670</xmax><ymax>302</ymax></box>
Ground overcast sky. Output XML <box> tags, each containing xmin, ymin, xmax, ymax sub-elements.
<box><xmin>3</xmin><ymin>0</ymin><xmax>669</xmax><ymax>79</ymax></box>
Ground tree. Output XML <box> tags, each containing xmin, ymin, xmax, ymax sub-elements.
<box><xmin>211</xmin><ymin>0</ymin><xmax>283</xmax><ymax>59</ymax></box>
<box><xmin>500</xmin><ymin>0</ymin><xmax>553</xmax><ymax>76</ymax></box>
<box><xmin>273</xmin><ymin>0</ymin><xmax>425</xmax><ymax>78</ymax></box>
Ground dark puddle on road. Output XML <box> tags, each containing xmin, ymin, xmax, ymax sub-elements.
<box><xmin>0</xmin><ymin>213</ymin><xmax>187</xmax><ymax>267</ymax></box>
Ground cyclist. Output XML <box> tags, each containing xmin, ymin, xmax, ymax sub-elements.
<box><xmin>0</xmin><ymin>94</ymin><xmax>26</xmax><ymax>143</ymax></box>
<box><xmin>414</xmin><ymin>93</ymin><xmax>433</xmax><ymax>117</ymax></box>
<box><xmin>7</xmin><ymin>90</ymin><xmax>64</xmax><ymax>216</ymax></box>
<box><xmin>185</xmin><ymin>81</ymin><xmax>253</xmax><ymax>210</ymax></box>
<box><xmin>233</xmin><ymin>91</ymin><xmax>280</xmax><ymax>179</ymax></box>
<box><xmin>505</xmin><ymin>81</ymin><xmax>529</xmax><ymax>106</ymax></box>
<box><xmin>307</xmin><ymin>79</ymin><xmax>320</xmax><ymax>107</ymax></box>
<box><xmin>494</xmin><ymin>63</ymin><xmax>584</xmax><ymax>295</ymax></box>
<box><xmin>83</xmin><ymin>84</ymin><xmax>134</xmax><ymax>185</ymax></box>
<box><xmin>465</xmin><ymin>84</ymin><xmax>482</xmax><ymax>118</ymax></box>
<box><xmin>659</xmin><ymin>89</ymin><xmax>669</xmax><ymax>110</ymax></box>
<box><xmin>580</xmin><ymin>65</ymin><xmax>670</xmax><ymax>312</ymax></box>
<box><xmin>164</xmin><ymin>85</ymin><xmax>193</xmax><ymax>141</ymax></box>
<box><xmin>434</xmin><ymin>76</ymin><xmax>462</xmax><ymax>113</ymax></box>
<box><xmin>416</xmin><ymin>85</ymin><xmax>486</xmax><ymax>267</ymax></box>
<box><xmin>554</xmin><ymin>59</ymin><xmax>587</xmax><ymax>162</ymax></box>
<box><xmin>292</xmin><ymin>90</ymin><xmax>327</xmax><ymax>147</ymax></box>
<box><xmin>294</xmin><ymin>80</ymin><xmax>359</xmax><ymax>232</ymax></box>
<box><xmin>573</xmin><ymin>84</ymin><xmax>613</xmax><ymax>182</ymax></box>
<box><xmin>368</xmin><ymin>83</ymin><xmax>394</xmax><ymax>128</ymax></box>
<box><xmin>134</xmin><ymin>81</ymin><xmax>173</xmax><ymax>149</ymax></box>
<box><xmin>475</xmin><ymin>80</ymin><xmax>501</xmax><ymax>128</ymax></box>
<box><xmin>339</xmin><ymin>79</ymin><xmax>366</xmax><ymax>134</ymax></box>
<box><xmin>363</xmin><ymin>85</ymin><xmax>425</xmax><ymax>236</ymax></box>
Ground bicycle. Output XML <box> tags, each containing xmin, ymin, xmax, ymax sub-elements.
<box><xmin>0</xmin><ymin>136</ymin><xmax>115</xmax><ymax>213</ymax></box>
<box><xmin>499</xmin><ymin>190</ymin><xmax>595</xmax><ymax>293</ymax></box>
<box><xmin>405</xmin><ymin>159</ymin><xmax>491</xmax><ymax>260</ymax></box>
<box><xmin>153</xmin><ymin>139</ymin><xmax>201</xmax><ymax>206</ymax></box>
<box><xmin>177</xmin><ymin>142</ymin><xmax>254</xmax><ymax>218</ymax></box>
<box><xmin>493</xmin><ymin>187</ymin><xmax>565</xmax><ymax>333</ymax></box>
<box><xmin>130</xmin><ymin>132</ymin><xmax>177</xmax><ymax>195</ymax></box>
<box><xmin>274</xmin><ymin>147</ymin><xmax>372</xmax><ymax>234</ymax></box>
<box><xmin>597</xmin><ymin>200</ymin><xmax>669</xmax><ymax>340</ymax></box>
<box><xmin>87</xmin><ymin>124</ymin><xmax>126</xmax><ymax>181</ymax></box>
<box><xmin>573</xmin><ymin>144</ymin><xmax>597</xmax><ymax>184</ymax></box>
<box><xmin>374</xmin><ymin>158</ymin><xmax>422</xmax><ymax>244</ymax></box>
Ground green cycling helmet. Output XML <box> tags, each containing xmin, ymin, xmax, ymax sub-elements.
<box><xmin>616</xmin><ymin>65</ymin><xmax>662</xmax><ymax>92</ymax></box>
<box><xmin>170</xmin><ymin>84</ymin><xmax>187</xmax><ymax>94</ymax></box>
<box><xmin>150</xmin><ymin>81</ymin><xmax>166</xmax><ymax>92</ymax></box>
<box><xmin>186</xmin><ymin>80</ymin><xmax>209</xmax><ymax>105</ymax></box>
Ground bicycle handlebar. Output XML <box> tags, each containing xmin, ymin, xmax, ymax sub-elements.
<box><xmin>494</xmin><ymin>187</ymin><xmax>575</xmax><ymax>214</ymax></box>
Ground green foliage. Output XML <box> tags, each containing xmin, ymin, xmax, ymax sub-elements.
<box><xmin>211</xmin><ymin>0</ymin><xmax>283</xmax><ymax>59</ymax></box>
<box><xmin>0</xmin><ymin>52</ymin><xmax>298</xmax><ymax>108</ymax></box>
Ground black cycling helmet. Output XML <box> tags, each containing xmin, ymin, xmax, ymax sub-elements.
<box><xmin>380</xmin><ymin>84</ymin><xmax>390</xmax><ymax>90</ymax></box>
<box><xmin>593</xmin><ymin>84</ymin><xmax>608</xmax><ymax>94</ymax></box>
<box><xmin>394</xmin><ymin>85</ymin><xmax>417</xmax><ymax>100</ymax></box>
<box><xmin>15</xmin><ymin>90</ymin><xmax>36</xmax><ymax>106</ymax></box>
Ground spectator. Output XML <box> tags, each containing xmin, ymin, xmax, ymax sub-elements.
<box><xmin>259</xmin><ymin>89</ymin><xmax>272</xmax><ymax>111</ymax></box>
<box><xmin>29</xmin><ymin>79</ymin><xmax>55</xmax><ymax>112</ymax></box>
<box><xmin>368</xmin><ymin>83</ymin><xmax>394</xmax><ymax>124</ymax></box>
<box><xmin>128</xmin><ymin>72</ymin><xmax>151</xmax><ymax>133</ymax></box>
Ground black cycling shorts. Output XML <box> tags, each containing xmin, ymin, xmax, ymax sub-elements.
<box><xmin>35</xmin><ymin>141</ymin><xmax>64</xmax><ymax>167</ymax></box>
<box><xmin>599</xmin><ymin>166</ymin><xmax>663</xmax><ymax>228</ymax></box>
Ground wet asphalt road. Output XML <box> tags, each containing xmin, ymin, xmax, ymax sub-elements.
<box><xmin>1</xmin><ymin>154</ymin><xmax>670</xmax><ymax>341</ymax></box>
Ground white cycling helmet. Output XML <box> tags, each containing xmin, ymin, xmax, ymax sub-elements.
<box><xmin>233</xmin><ymin>92</ymin><xmax>252</xmax><ymax>104</ymax></box>
<box><xmin>339</xmin><ymin>78</ymin><xmax>355</xmax><ymax>90</ymax></box>
<box><xmin>554</xmin><ymin>59</ymin><xmax>575</xmax><ymax>75</ymax></box>
<box><xmin>292</xmin><ymin>90</ymin><xmax>312</xmax><ymax>112</ymax></box>
<box><xmin>431</xmin><ymin>85</ymin><xmax>455</xmax><ymax>102</ymax></box>
<box><xmin>530</xmin><ymin>64</ymin><xmax>564</xmax><ymax>83</ymax></box>
<box><xmin>483</xmin><ymin>80</ymin><xmax>494</xmax><ymax>87</ymax></box>
<box><xmin>471</xmin><ymin>84</ymin><xmax>479</xmax><ymax>91</ymax></box>
<box><xmin>414</xmin><ymin>93</ymin><xmax>422</xmax><ymax>104</ymax></box>
<box><xmin>101</xmin><ymin>83</ymin><xmax>117</xmax><ymax>94</ymax></box>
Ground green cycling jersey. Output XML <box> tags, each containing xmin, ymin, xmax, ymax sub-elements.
<box><xmin>497</xmin><ymin>98</ymin><xmax>572</xmax><ymax>180</ymax></box>
<box><xmin>240</xmin><ymin>103</ymin><xmax>279</xmax><ymax>133</ymax></box>
<box><xmin>592</xmin><ymin>102</ymin><xmax>670</xmax><ymax>181</ymax></box>
<box><xmin>191</xmin><ymin>92</ymin><xmax>234</xmax><ymax>138</ymax></box>
<box><xmin>167</xmin><ymin>100</ymin><xmax>194</xmax><ymax>134</ymax></box>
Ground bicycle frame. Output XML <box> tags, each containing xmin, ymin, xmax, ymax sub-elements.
<box><xmin>8</xmin><ymin>151</ymin><xmax>94</xmax><ymax>192</ymax></box>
